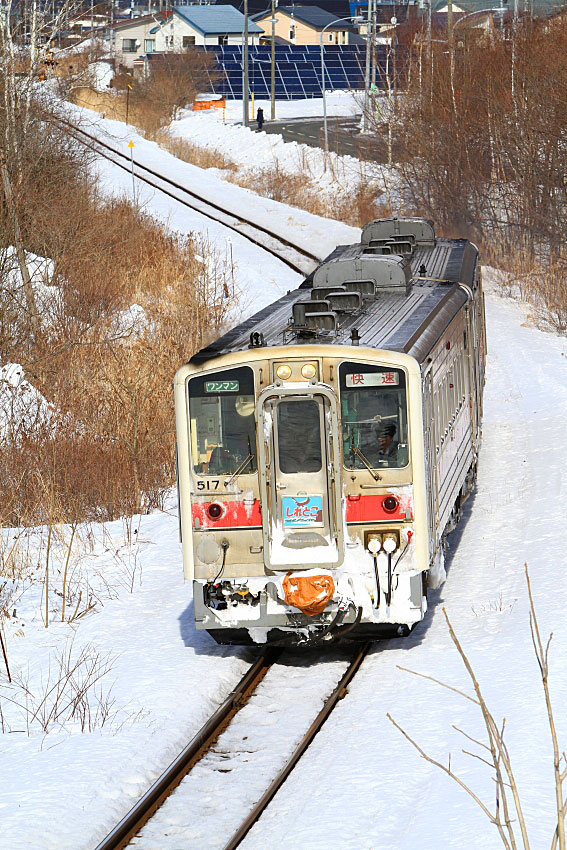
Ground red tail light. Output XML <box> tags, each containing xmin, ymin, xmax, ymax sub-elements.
<box><xmin>207</xmin><ymin>503</ymin><xmax>223</xmax><ymax>520</ymax></box>
<box><xmin>382</xmin><ymin>496</ymin><xmax>399</xmax><ymax>514</ymax></box>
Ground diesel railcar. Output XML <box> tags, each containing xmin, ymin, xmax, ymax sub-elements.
<box><xmin>174</xmin><ymin>218</ymin><xmax>486</xmax><ymax>646</ymax></box>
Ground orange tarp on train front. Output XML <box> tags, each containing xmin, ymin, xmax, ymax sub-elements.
<box><xmin>282</xmin><ymin>573</ymin><xmax>335</xmax><ymax>616</ymax></box>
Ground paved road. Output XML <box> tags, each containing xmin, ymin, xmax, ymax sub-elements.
<box><xmin>253</xmin><ymin>116</ymin><xmax>385</xmax><ymax>161</ymax></box>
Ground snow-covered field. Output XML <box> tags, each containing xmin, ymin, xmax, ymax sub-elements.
<box><xmin>1</xmin><ymin>101</ymin><xmax>566</xmax><ymax>850</ymax></box>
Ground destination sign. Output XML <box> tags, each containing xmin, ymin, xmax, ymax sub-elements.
<box><xmin>346</xmin><ymin>372</ymin><xmax>399</xmax><ymax>387</ymax></box>
<box><xmin>205</xmin><ymin>381</ymin><xmax>239</xmax><ymax>393</ymax></box>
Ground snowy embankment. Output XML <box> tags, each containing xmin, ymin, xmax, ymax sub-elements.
<box><xmin>64</xmin><ymin>101</ymin><xmax>360</xmax><ymax>319</ymax></box>
<box><xmin>2</xmin><ymin>272</ymin><xmax>566</xmax><ymax>850</ymax></box>
<box><xmin>1</xmin><ymin>100</ymin><xmax>566</xmax><ymax>848</ymax></box>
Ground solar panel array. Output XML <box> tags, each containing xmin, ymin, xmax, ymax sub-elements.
<box><xmin>204</xmin><ymin>44</ymin><xmax>381</xmax><ymax>100</ymax></box>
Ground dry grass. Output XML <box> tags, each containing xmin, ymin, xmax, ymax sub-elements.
<box><xmin>1</xmin><ymin>128</ymin><xmax>235</xmax><ymax>525</ymax></box>
<box><xmin>158</xmin><ymin>131</ymin><xmax>238</xmax><ymax>172</ymax></box>
<box><xmin>228</xmin><ymin>160</ymin><xmax>387</xmax><ymax>227</ymax></box>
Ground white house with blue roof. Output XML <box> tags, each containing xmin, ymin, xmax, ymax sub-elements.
<box><xmin>114</xmin><ymin>5</ymin><xmax>262</xmax><ymax>68</ymax></box>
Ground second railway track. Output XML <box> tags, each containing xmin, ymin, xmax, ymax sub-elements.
<box><xmin>94</xmin><ymin>643</ymin><xmax>370</xmax><ymax>850</ymax></box>
<box><xmin>60</xmin><ymin>119</ymin><xmax>322</xmax><ymax>277</ymax></box>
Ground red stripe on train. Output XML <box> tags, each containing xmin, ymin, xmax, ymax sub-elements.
<box><xmin>345</xmin><ymin>494</ymin><xmax>411</xmax><ymax>523</ymax></box>
<box><xmin>192</xmin><ymin>499</ymin><xmax>262</xmax><ymax>529</ymax></box>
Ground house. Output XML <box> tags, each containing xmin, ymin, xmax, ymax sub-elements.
<box><xmin>112</xmin><ymin>5</ymin><xmax>262</xmax><ymax>68</ymax></box>
<box><xmin>253</xmin><ymin>5</ymin><xmax>355</xmax><ymax>45</ymax></box>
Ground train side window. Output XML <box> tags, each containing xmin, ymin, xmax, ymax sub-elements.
<box><xmin>433</xmin><ymin>387</ymin><xmax>443</xmax><ymax>451</ymax></box>
<box><xmin>339</xmin><ymin>361</ymin><xmax>409</xmax><ymax>469</ymax></box>
<box><xmin>458</xmin><ymin>353</ymin><xmax>465</xmax><ymax>405</ymax></box>
<box><xmin>188</xmin><ymin>366</ymin><xmax>257</xmax><ymax>476</ymax></box>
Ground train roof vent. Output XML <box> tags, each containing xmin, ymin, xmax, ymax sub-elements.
<box><xmin>291</xmin><ymin>302</ymin><xmax>337</xmax><ymax>335</ymax></box>
<box><xmin>312</xmin><ymin>254</ymin><xmax>411</xmax><ymax>296</ymax></box>
<box><xmin>311</xmin><ymin>286</ymin><xmax>346</xmax><ymax>300</ymax></box>
<box><xmin>342</xmin><ymin>280</ymin><xmax>376</xmax><ymax>297</ymax></box>
<box><xmin>303</xmin><ymin>299</ymin><xmax>331</xmax><ymax>313</ymax></box>
<box><xmin>364</xmin><ymin>238</ymin><xmax>414</xmax><ymax>257</ymax></box>
<box><xmin>327</xmin><ymin>291</ymin><xmax>361</xmax><ymax>312</ymax></box>
<box><xmin>361</xmin><ymin>217</ymin><xmax>435</xmax><ymax>252</ymax></box>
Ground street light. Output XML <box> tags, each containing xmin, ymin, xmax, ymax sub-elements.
<box><xmin>320</xmin><ymin>14</ymin><xmax>363</xmax><ymax>152</ymax></box>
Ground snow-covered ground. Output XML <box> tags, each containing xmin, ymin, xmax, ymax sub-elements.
<box><xmin>2</xmin><ymin>100</ymin><xmax>567</xmax><ymax>849</ymax></box>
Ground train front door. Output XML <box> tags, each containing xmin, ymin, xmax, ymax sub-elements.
<box><xmin>258</xmin><ymin>389</ymin><xmax>344</xmax><ymax>570</ymax></box>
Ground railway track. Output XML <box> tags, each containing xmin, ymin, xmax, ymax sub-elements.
<box><xmin>59</xmin><ymin>118</ymin><xmax>321</xmax><ymax>276</ymax></box>
<box><xmin>94</xmin><ymin>643</ymin><xmax>370</xmax><ymax>850</ymax></box>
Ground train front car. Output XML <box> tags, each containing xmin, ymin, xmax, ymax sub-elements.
<box><xmin>174</xmin><ymin>218</ymin><xmax>484</xmax><ymax>646</ymax></box>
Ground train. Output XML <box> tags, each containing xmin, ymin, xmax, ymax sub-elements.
<box><xmin>174</xmin><ymin>218</ymin><xmax>486</xmax><ymax>646</ymax></box>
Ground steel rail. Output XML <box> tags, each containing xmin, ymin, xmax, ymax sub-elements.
<box><xmin>221</xmin><ymin>641</ymin><xmax>371</xmax><ymax>850</ymax></box>
<box><xmin>93</xmin><ymin>648</ymin><xmax>279</xmax><ymax>850</ymax></box>
<box><xmin>58</xmin><ymin>118</ymin><xmax>321</xmax><ymax>275</ymax></box>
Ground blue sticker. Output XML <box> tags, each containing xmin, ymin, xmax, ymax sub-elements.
<box><xmin>282</xmin><ymin>495</ymin><xmax>324</xmax><ymax>528</ymax></box>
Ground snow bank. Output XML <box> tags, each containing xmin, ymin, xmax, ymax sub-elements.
<box><xmin>0</xmin><ymin>363</ymin><xmax>54</xmax><ymax>443</ymax></box>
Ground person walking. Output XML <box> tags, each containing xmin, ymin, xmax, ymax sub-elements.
<box><xmin>256</xmin><ymin>107</ymin><xmax>264</xmax><ymax>130</ymax></box>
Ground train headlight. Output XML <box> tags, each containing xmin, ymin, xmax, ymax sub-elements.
<box><xmin>301</xmin><ymin>363</ymin><xmax>317</xmax><ymax>380</ymax></box>
<box><xmin>383</xmin><ymin>534</ymin><xmax>398</xmax><ymax>554</ymax></box>
<box><xmin>366</xmin><ymin>534</ymin><xmax>382</xmax><ymax>554</ymax></box>
<box><xmin>276</xmin><ymin>364</ymin><xmax>292</xmax><ymax>380</ymax></box>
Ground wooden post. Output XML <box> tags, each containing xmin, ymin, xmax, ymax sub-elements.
<box><xmin>0</xmin><ymin>154</ymin><xmax>39</xmax><ymax>334</ymax></box>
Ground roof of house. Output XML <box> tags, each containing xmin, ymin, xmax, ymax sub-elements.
<box><xmin>433</xmin><ymin>0</ymin><xmax>564</xmax><ymax>14</ymax></box>
<box><xmin>168</xmin><ymin>4</ymin><xmax>263</xmax><ymax>34</ymax></box>
<box><xmin>111</xmin><ymin>11</ymin><xmax>171</xmax><ymax>30</ymax></box>
<box><xmin>254</xmin><ymin>4</ymin><xmax>356</xmax><ymax>29</ymax></box>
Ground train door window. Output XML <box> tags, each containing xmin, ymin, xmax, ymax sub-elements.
<box><xmin>188</xmin><ymin>366</ymin><xmax>257</xmax><ymax>475</ymax></box>
<box><xmin>277</xmin><ymin>399</ymin><xmax>322</xmax><ymax>473</ymax></box>
<box><xmin>339</xmin><ymin>361</ymin><xmax>409</xmax><ymax>468</ymax></box>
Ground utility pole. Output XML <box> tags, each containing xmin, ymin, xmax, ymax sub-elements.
<box><xmin>243</xmin><ymin>0</ymin><xmax>249</xmax><ymax>126</ymax></box>
<box><xmin>362</xmin><ymin>0</ymin><xmax>372</xmax><ymax>131</ymax></box>
<box><xmin>447</xmin><ymin>0</ymin><xmax>455</xmax><ymax>111</ymax></box>
<box><xmin>271</xmin><ymin>0</ymin><xmax>276</xmax><ymax>120</ymax></box>
<box><xmin>427</xmin><ymin>0</ymin><xmax>432</xmax><ymax>65</ymax></box>
<box><xmin>0</xmin><ymin>155</ymin><xmax>39</xmax><ymax>335</ymax></box>
<box><xmin>371</xmin><ymin>0</ymin><xmax>377</xmax><ymax>91</ymax></box>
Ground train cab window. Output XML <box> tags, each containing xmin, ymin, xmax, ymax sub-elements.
<box><xmin>339</xmin><ymin>362</ymin><xmax>409</xmax><ymax>469</ymax></box>
<box><xmin>188</xmin><ymin>366</ymin><xmax>257</xmax><ymax>476</ymax></box>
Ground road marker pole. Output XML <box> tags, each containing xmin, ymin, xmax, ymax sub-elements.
<box><xmin>128</xmin><ymin>140</ymin><xmax>136</xmax><ymax>204</ymax></box>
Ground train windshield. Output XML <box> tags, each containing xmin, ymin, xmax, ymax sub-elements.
<box><xmin>188</xmin><ymin>366</ymin><xmax>257</xmax><ymax>475</ymax></box>
<box><xmin>339</xmin><ymin>361</ymin><xmax>409</xmax><ymax>469</ymax></box>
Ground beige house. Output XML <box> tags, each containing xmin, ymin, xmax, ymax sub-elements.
<box><xmin>253</xmin><ymin>5</ymin><xmax>353</xmax><ymax>46</ymax></box>
<box><xmin>112</xmin><ymin>5</ymin><xmax>262</xmax><ymax>68</ymax></box>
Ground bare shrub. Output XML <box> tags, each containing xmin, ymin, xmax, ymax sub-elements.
<box><xmin>1</xmin><ymin>146</ymin><xmax>235</xmax><ymax>523</ymax></box>
<box><xmin>523</xmin><ymin>261</ymin><xmax>567</xmax><ymax>335</ymax></box>
<box><xmin>229</xmin><ymin>160</ymin><xmax>384</xmax><ymax>227</ymax></box>
<box><xmin>389</xmin><ymin>566</ymin><xmax>566</xmax><ymax>850</ymax></box>
<box><xmin>1</xmin><ymin>638</ymin><xmax>119</xmax><ymax>734</ymax></box>
<box><xmin>129</xmin><ymin>50</ymin><xmax>219</xmax><ymax>135</ymax></box>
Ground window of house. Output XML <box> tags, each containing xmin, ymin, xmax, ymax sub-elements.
<box><xmin>144</xmin><ymin>39</ymin><xmax>155</xmax><ymax>52</ymax></box>
<box><xmin>289</xmin><ymin>26</ymin><xmax>295</xmax><ymax>40</ymax></box>
<box><xmin>183</xmin><ymin>35</ymin><xmax>196</xmax><ymax>46</ymax></box>
<box><xmin>328</xmin><ymin>33</ymin><xmax>333</xmax><ymax>41</ymax></box>
<box><xmin>218</xmin><ymin>34</ymin><xmax>228</xmax><ymax>45</ymax></box>
<box><xmin>122</xmin><ymin>39</ymin><xmax>137</xmax><ymax>53</ymax></box>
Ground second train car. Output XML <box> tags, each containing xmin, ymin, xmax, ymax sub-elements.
<box><xmin>174</xmin><ymin>218</ymin><xmax>486</xmax><ymax>645</ymax></box>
